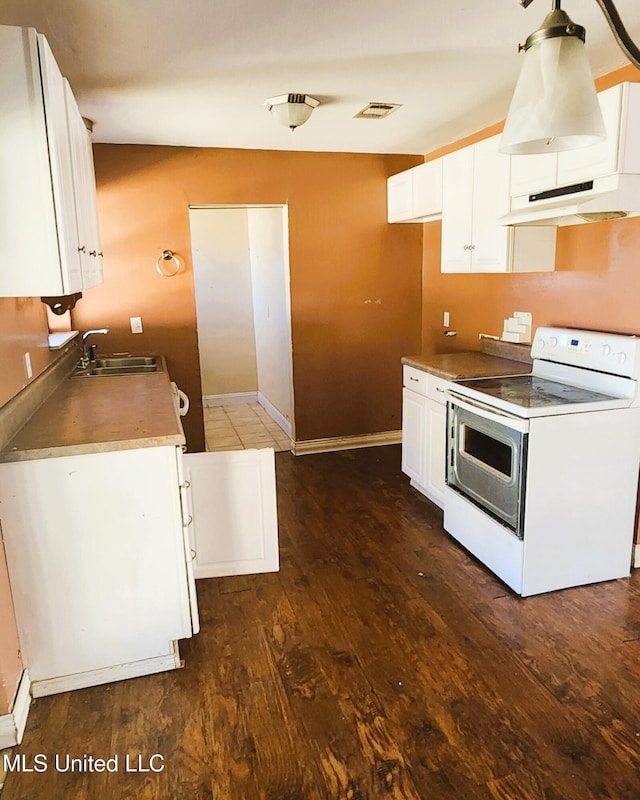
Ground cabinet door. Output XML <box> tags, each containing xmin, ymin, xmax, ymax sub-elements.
<box><xmin>470</xmin><ymin>136</ymin><xmax>512</xmax><ymax>273</ymax></box>
<box><xmin>184</xmin><ymin>449</ymin><xmax>279</xmax><ymax>579</ymax></box>
<box><xmin>387</xmin><ymin>170</ymin><xmax>414</xmax><ymax>222</ymax></box>
<box><xmin>441</xmin><ymin>146</ymin><xmax>474</xmax><ymax>273</ymax></box>
<box><xmin>557</xmin><ymin>84</ymin><xmax>622</xmax><ymax>184</ymax></box>
<box><xmin>412</xmin><ymin>159</ymin><xmax>443</xmax><ymax>219</ymax></box>
<box><xmin>37</xmin><ymin>34</ymin><xmax>83</xmax><ymax>294</ymax></box>
<box><xmin>0</xmin><ymin>27</ymin><xmax>67</xmax><ymax>297</ymax></box>
<box><xmin>425</xmin><ymin>399</ymin><xmax>447</xmax><ymax>508</ymax></box>
<box><xmin>64</xmin><ymin>80</ymin><xmax>103</xmax><ymax>290</ymax></box>
<box><xmin>402</xmin><ymin>388</ymin><xmax>428</xmax><ymax>486</ymax></box>
<box><xmin>510</xmin><ymin>151</ymin><xmax>558</xmax><ymax>197</ymax></box>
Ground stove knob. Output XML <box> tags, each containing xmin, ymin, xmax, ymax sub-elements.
<box><xmin>617</xmin><ymin>352</ymin><xmax>627</xmax><ymax>364</ymax></box>
<box><xmin>549</xmin><ymin>336</ymin><xmax>558</xmax><ymax>348</ymax></box>
<box><xmin>602</xmin><ymin>344</ymin><xmax>612</xmax><ymax>356</ymax></box>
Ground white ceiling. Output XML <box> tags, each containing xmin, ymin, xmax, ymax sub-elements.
<box><xmin>2</xmin><ymin>1</ymin><xmax>640</xmax><ymax>155</ymax></box>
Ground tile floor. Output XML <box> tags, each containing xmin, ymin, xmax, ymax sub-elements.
<box><xmin>203</xmin><ymin>403</ymin><xmax>291</xmax><ymax>453</ymax></box>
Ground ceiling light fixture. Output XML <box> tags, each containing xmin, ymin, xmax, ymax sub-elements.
<box><xmin>500</xmin><ymin>0</ymin><xmax>640</xmax><ymax>155</ymax></box>
<box><xmin>264</xmin><ymin>93</ymin><xmax>320</xmax><ymax>132</ymax></box>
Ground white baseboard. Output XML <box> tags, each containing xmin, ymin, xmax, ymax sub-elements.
<box><xmin>0</xmin><ymin>670</ymin><xmax>31</xmax><ymax>749</ymax></box>
<box><xmin>257</xmin><ymin>392</ymin><xmax>292</xmax><ymax>439</ymax></box>
<box><xmin>31</xmin><ymin>650</ymin><xmax>181</xmax><ymax>698</ymax></box>
<box><xmin>634</xmin><ymin>544</ymin><xmax>640</xmax><ymax>568</ymax></box>
<box><xmin>203</xmin><ymin>392</ymin><xmax>258</xmax><ymax>407</ymax></box>
<box><xmin>294</xmin><ymin>430</ymin><xmax>402</xmax><ymax>456</ymax></box>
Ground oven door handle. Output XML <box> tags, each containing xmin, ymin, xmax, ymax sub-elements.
<box><xmin>446</xmin><ymin>391</ymin><xmax>530</xmax><ymax>434</ymax></box>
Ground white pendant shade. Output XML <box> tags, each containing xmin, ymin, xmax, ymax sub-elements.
<box><xmin>500</xmin><ymin>35</ymin><xmax>606</xmax><ymax>155</ymax></box>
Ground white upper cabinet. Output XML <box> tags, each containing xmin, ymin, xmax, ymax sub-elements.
<box><xmin>557</xmin><ymin>84</ymin><xmax>624</xmax><ymax>185</ymax></box>
<box><xmin>441</xmin><ymin>145</ymin><xmax>476</xmax><ymax>272</ymax></box>
<box><xmin>509</xmin><ymin>151</ymin><xmax>558</xmax><ymax>198</ymax></box>
<box><xmin>64</xmin><ymin>81</ymin><xmax>103</xmax><ymax>290</ymax></box>
<box><xmin>510</xmin><ymin>83</ymin><xmax>640</xmax><ymax>200</ymax></box>
<box><xmin>387</xmin><ymin>159</ymin><xmax>443</xmax><ymax>223</ymax></box>
<box><xmin>442</xmin><ymin>135</ymin><xmax>556</xmax><ymax>273</ymax></box>
<box><xmin>0</xmin><ymin>25</ymin><xmax>102</xmax><ymax>297</ymax></box>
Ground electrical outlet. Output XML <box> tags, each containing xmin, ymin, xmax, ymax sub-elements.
<box><xmin>443</xmin><ymin>311</ymin><xmax>450</xmax><ymax>327</ymax></box>
<box><xmin>130</xmin><ymin>316</ymin><xmax>143</xmax><ymax>334</ymax></box>
<box><xmin>24</xmin><ymin>352</ymin><xmax>33</xmax><ymax>379</ymax></box>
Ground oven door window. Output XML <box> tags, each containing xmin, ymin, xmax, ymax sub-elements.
<box><xmin>447</xmin><ymin>403</ymin><xmax>527</xmax><ymax>538</ymax></box>
<box><xmin>462</xmin><ymin>424</ymin><xmax>513</xmax><ymax>479</ymax></box>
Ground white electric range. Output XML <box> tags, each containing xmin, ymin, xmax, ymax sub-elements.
<box><xmin>443</xmin><ymin>327</ymin><xmax>640</xmax><ymax>596</ymax></box>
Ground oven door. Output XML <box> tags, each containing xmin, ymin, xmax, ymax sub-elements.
<box><xmin>447</xmin><ymin>393</ymin><xmax>529</xmax><ymax>538</ymax></box>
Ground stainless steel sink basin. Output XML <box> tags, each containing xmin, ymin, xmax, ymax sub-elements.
<box><xmin>94</xmin><ymin>356</ymin><xmax>158</xmax><ymax>368</ymax></box>
<box><xmin>73</xmin><ymin>355</ymin><xmax>163</xmax><ymax>378</ymax></box>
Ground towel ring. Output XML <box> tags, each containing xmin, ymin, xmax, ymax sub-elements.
<box><xmin>156</xmin><ymin>249</ymin><xmax>181</xmax><ymax>277</ymax></box>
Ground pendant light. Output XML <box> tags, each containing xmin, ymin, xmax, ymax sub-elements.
<box><xmin>500</xmin><ymin>0</ymin><xmax>640</xmax><ymax>155</ymax></box>
<box><xmin>264</xmin><ymin>94</ymin><xmax>320</xmax><ymax>131</ymax></box>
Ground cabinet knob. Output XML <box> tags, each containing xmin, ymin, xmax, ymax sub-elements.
<box><xmin>89</xmin><ymin>250</ymin><xmax>97</xmax><ymax>257</ymax></box>
<box><xmin>78</xmin><ymin>245</ymin><xmax>86</xmax><ymax>253</ymax></box>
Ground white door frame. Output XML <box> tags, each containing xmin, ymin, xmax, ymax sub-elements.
<box><xmin>189</xmin><ymin>204</ymin><xmax>295</xmax><ymax>441</ymax></box>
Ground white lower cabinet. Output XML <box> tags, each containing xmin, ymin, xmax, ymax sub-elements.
<box><xmin>0</xmin><ymin>446</ymin><xmax>198</xmax><ymax>696</ymax></box>
<box><xmin>0</xmin><ymin>441</ymin><xmax>279</xmax><ymax>696</ymax></box>
<box><xmin>401</xmin><ymin>366</ymin><xmax>448</xmax><ymax>508</ymax></box>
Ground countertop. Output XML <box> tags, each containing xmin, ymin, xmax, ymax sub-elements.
<box><xmin>401</xmin><ymin>352</ymin><xmax>532</xmax><ymax>381</ymax></box>
<box><xmin>0</xmin><ymin>359</ymin><xmax>184</xmax><ymax>463</ymax></box>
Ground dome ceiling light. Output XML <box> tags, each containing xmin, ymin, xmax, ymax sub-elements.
<box><xmin>264</xmin><ymin>93</ymin><xmax>320</xmax><ymax>131</ymax></box>
<box><xmin>500</xmin><ymin>0</ymin><xmax>640</xmax><ymax>155</ymax></box>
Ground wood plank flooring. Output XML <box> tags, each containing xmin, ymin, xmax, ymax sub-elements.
<box><xmin>3</xmin><ymin>445</ymin><xmax>640</xmax><ymax>799</ymax></box>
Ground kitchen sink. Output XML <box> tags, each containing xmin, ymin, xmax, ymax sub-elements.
<box><xmin>73</xmin><ymin>355</ymin><xmax>163</xmax><ymax>377</ymax></box>
<box><xmin>94</xmin><ymin>356</ymin><xmax>158</xmax><ymax>368</ymax></box>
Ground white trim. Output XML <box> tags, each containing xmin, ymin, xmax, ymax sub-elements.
<box><xmin>257</xmin><ymin>392</ymin><xmax>292</xmax><ymax>439</ymax></box>
<box><xmin>294</xmin><ymin>430</ymin><xmax>402</xmax><ymax>456</ymax></box>
<box><xmin>30</xmin><ymin>651</ymin><xmax>181</xmax><ymax>698</ymax></box>
<box><xmin>634</xmin><ymin>544</ymin><xmax>640</xmax><ymax>568</ymax></box>
<box><xmin>0</xmin><ymin>670</ymin><xmax>31</xmax><ymax>749</ymax></box>
<box><xmin>203</xmin><ymin>392</ymin><xmax>258</xmax><ymax>407</ymax></box>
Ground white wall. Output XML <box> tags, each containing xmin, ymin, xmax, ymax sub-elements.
<box><xmin>190</xmin><ymin>208</ymin><xmax>257</xmax><ymax>398</ymax></box>
<box><xmin>248</xmin><ymin>207</ymin><xmax>293</xmax><ymax>430</ymax></box>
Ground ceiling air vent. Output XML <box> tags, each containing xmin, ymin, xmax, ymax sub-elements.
<box><xmin>354</xmin><ymin>102</ymin><xmax>402</xmax><ymax>120</ymax></box>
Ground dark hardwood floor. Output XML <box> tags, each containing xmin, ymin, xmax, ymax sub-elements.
<box><xmin>3</xmin><ymin>445</ymin><xmax>640</xmax><ymax>799</ymax></box>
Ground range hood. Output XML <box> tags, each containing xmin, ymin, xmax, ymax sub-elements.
<box><xmin>501</xmin><ymin>82</ymin><xmax>640</xmax><ymax>227</ymax></box>
<box><xmin>500</xmin><ymin>173</ymin><xmax>640</xmax><ymax>227</ymax></box>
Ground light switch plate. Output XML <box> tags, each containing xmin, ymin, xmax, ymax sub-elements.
<box><xmin>130</xmin><ymin>316</ymin><xmax>143</xmax><ymax>334</ymax></box>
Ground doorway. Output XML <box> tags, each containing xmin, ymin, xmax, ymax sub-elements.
<box><xmin>189</xmin><ymin>206</ymin><xmax>294</xmax><ymax>452</ymax></box>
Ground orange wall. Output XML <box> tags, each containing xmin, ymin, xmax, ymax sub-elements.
<box><xmin>73</xmin><ymin>147</ymin><xmax>424</xmax><ymax>450</ymax></box>
<box><xmin>421</xmin><ymin>65</ymin><xmax>640</xmax><ymax>354</ymax></box>
<box><xmin>0</xmin><ymin>298</ymin><xmax>56</xmax><ymax>408</ymax></box>
<box><xmin>0</xmin><ymin>298</ymin><xmax>54</xmax><ymax>715</ymax></box>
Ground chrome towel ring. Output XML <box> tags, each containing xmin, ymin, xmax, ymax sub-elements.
<box><xmin>156</xmin><ymin>249</ymin><xmax>181</xmax><ymax>277</ymax></box>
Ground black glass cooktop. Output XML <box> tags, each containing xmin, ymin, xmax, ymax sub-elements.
<box><xmin>456</xmin><ymin>375</ymin><xmax>618</xmax><ymax>408</ymax></box>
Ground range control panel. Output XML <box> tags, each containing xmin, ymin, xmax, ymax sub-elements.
<box><xmin>531</xmin><ymin>327</ymin><xmax>640</xmax><ymax>379</ymax></box>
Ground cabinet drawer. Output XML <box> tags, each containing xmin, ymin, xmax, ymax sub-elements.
<box><xmin>403</xmin><ymin>365</ymin><xmax>428</xmax><ymax>396</ymax></box>
<box><xmin>428</xmin><ymin>375</ymin><xmax>454</xmax><ymax>404</ymax></box>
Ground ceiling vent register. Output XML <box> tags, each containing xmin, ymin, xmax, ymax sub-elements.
<box><xmin>354</xmin><ymin>103</ymin><xmax>402</xmax><ymax>119</ymax></box>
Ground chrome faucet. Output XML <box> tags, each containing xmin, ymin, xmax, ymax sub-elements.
<box><xmin>80</xmin><ymin>328</ymin><xmax>109</xmax><ymax>367</ymax></box>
